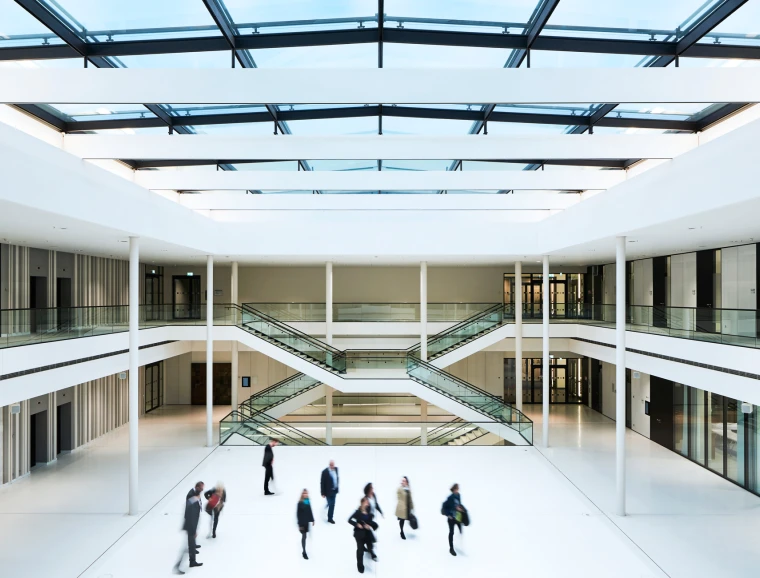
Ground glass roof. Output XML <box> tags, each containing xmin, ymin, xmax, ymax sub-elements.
<box><xmin>544</xmin><ymin>0</ymin><xmax>724</xmax><ymax>41</ymax></box>
<box><xmin>37</xmin><ymin>0</ymin><xmax>222</xmax><ymax>42</ymax></box>
<box><xmin>0</xmin><ymin>0</ymin><xmax>64</xmax><ymax>47</ymax></box>
<box><xmin>699</xmin><ymin>1</ymin><xmax>760</xmax><ymax>46</ymax></box>
<box><xmin>1</xmin><ymin>0</ymin><xmax>757</xmax><ymax>191</ymax></box>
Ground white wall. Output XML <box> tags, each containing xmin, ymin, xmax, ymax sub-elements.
<box><xmin>630</xmin><ymin>371</ymin><xmax>650</xmax><ymax>438</ymax></box>
<box><xmin>721</xmin><ymin>244</ymin><xmax>756</xmax><ymax>337</ymax></box>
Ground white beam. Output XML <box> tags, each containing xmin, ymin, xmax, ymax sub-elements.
<box><xmin>64</xmin><ymin>134</ymin><xmax>697</xmax><ymax>161</ymax></box>
<box><xmin>177</xmin><ymin>192</ymin><xmax>580</xmax><ymax>211</ymax></box>
<box><xmin>2</xmin><ymin>68</ymin><xmax>759</xmax><ymax>104</ymax></box>
<box><xmin>135</xmin><ymin>169</ymin><xmax>625</xmax><ymax>191</ymax></box>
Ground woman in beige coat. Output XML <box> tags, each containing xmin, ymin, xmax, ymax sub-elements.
<box><xmin>395</xmin><ymin>476</ymin><xmax>414</xmax><ymax>540</ymax></box>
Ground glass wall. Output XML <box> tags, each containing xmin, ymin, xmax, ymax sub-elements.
<box><xmin>668</xmin><ymin>383</ymin><xmax>760</xmax><ymax>498</ymax></box>
<box><xmin>503</xmin><ymin>273</ymin><xmax>584</xmax><ymax>319</ymax></box>
<box><xmin>504</xmin><ymin>357</ymin><xmax>586</xmax><ymax>405</ymax></box>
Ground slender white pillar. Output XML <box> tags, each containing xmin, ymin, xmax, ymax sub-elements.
<box><xmin>326</xmin><ymin>262</ymin><xmax>333</xmax><ymax>346</ymax></box>
<box><xmin>420</xmin><ymin>400</ymin><xmax>428</xmax><ymax>446</ymax></box>
<box><xmin>420</xmin><ymin>262</ymin><xmax>428</xmax><ymax>361</ymax></box>
<box><xmin>128</xmin><ymin>236</ymin><xmax>139</xmax><ymax>516</ymax></box>
<box><xmin>515</xmin><ymin>261</ymin><xmax>523</xmax><ymax>412</ymax></box>
<box><xmin>616</xmin><ymin>236</ymin><xmax>627</xmax><ymax>516</ymax></box>
<box><xmin>542</xmin><ymin>255</ymin><xmax>550</xmax><ymax>448</ymax></box>
<box><xmin>325</xmin><ymin>387</ymin><xmax>333</xmax><ymax>444</ymax></box>
<box><xmin>231</xmin><ymin>262</ymin><xmax>239</xmax><ymax>412</ymax></box>
<box><xmin>206</xmin><ymin>255</ymin><xmax>214</xmax><ymax>447</ymax></box>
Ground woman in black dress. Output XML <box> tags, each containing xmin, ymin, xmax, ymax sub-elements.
<box><xmin>297</xmin><ymin>489</ymin><xmax>315</xmax><ymax>559</ymax></box>
<box><xmin>348</xmin><ymin>497</ymin><xmax>378</xmax><ymax>573</ymax></box>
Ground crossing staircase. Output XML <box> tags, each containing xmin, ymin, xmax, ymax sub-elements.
<box><xmin>220</xmin><ymin>303</ymin><xmax>532</xmax><ymax>446</ymax></box>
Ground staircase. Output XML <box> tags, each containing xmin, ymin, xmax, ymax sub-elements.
<box><xmin>220</xmin><ymin>410</ymin><xmax>326</xmax><ymax>446</ymax></box>
<box><xmin>221</xmin><ymin>303</ymin><xmax>532</xmax><ymax>446</ymax></box>
<box><xmin>409</xmin><ymin>303</ymin><xmax>513</xmax><ymax>363</ymax></box>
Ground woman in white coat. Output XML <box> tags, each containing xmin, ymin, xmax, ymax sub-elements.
<box><xmin>395</xmin><ymin>476</ymin><xmax>414</xmax><ymax>540</ymax></box>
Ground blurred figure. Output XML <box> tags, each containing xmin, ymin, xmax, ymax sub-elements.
<box><xmin>203</xmin><ymin>482</ymin><xmax>226</xmax><ymax>539</ymax></box>
<box><xmin>320</xmin><ymin>460</ymin><xmax>340</xmax><ymax>523</ymax></box>
<box><xmin>184</xmin><ymin>482</ymin><xmax>204</xmax><ymax>555</ymax></box>
<box><xmin>395</xmin><ymin>476</ymin><xmax>415</xmax><ymax>540</ymax></box>
<box><xmin>348</xmin><ymin>497</ymin><xmax>378</xmax><ymax>574</ymax></box>
<box><xmin>364</xmin><ymin>483</ymin><xmax>383</xmax><ymax>518</ymax></box>
<box><xmin>297</xmin><ymin>488</ymin><xmax>315</xmax><ymax>560</ymax></box>
<box><xmin>442</xmin><ymin>483</ymin><xmax>466</xmax><ymax>556</ymax></box>
<box><xmin>174</xmin><ymin>484</ymin><xmax>204</xmax><ymax>574</ymax></box>
<box><xmin>263</xmin><ymin>438</ymin><xmax>278</xmax><ymax>495</ymax></box>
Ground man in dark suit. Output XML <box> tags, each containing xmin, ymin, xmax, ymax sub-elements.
<box><xmin>174</xmin><ymin>483</ymin><xmax>204</xmax><ymax>574</ymax></box>
<box><xmin>263</xmin><ymin>438</ymin><xmax>278</xmax><ymax>495</ymax></box>
<box><xmin>320</xmin><ymin>460</ymin><xmax>339</xmax><ymax>524</ymax></box>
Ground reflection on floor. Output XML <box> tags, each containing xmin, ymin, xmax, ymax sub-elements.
<box><xmin>0</xmin><ymin>405</ymin><xmax>758</xmax><ymax>578</ymax></box>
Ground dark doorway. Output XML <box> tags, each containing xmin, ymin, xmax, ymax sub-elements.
<box><xmin>590</xmin><ymin>359</ymin><xmax>602</xmax><ymax>413</ymax></box>
<box><xmin>29</xmin><ymin>276</ymin><xmax>48</xmax><ymax>333</ymax></box>
<box><xmin>30</xmin><ymin>410</ymin><xmax>48</xmax><ymax>468</ymax></box>
<box><xmin>696</xmin><ymin>249</ymin><xmax>717</xmax><ymax>333</ymax></box>
<box><xmin>57</xmin><ymin>402</ymin><xmax>72</xmax><ymax>454</ymax></box>
<box><xmin>144</xmin><ymin>362</ymin><xmax>163</xmax><ymax>413</ymax></box>
<box><xmin>652</xmin><ymin>256</ymin><xmax>668</xmax><ymax>328</ymax></box>
<box><xmin>625</xmin><ymin>369</ymin><xmax>632</xmax><ymax>429</ymax></box>
<box><xmin>650</xmin><ymin>376</ymin><xmax>674</xmax><ymax>450</ymax></box>
<box><xmin>191</xmin><ymin>363</ymin><xmax>232</xmax><ymax>405</ymax></box>
<box><xmin>173</xmin><ymin>275</ymin><xmax>201</xmax><ymax>320</ymax></box>
<box><xmin>145</xmin><ymin>270</ymin><xmax>163</xmax><ymax>321</ymax></box>
<box><xmin>57</xmin><ymin>277</ymin><xmax>72</xmax><ymax>329</ymax></box>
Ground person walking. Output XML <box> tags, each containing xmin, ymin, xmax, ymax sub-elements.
<box><xmin>263</xmin><ymin>438</ymin><xmax>278</xmax><ymax>496</ymax></box>
<box><xmin>442</xmin><ymin>483</ymin><xmax>465</xmax><ymax>556</ymax></box>
<box><xmin>297</xmin><ymin>489</ymin><xmax>315</xmax><ymax>560</ymax></box>
<box><xmin>395</xmin><ymin>476</ymin><xmax>414</xmax><ymax>540</ymax></box>
<box><xmin>184</xmin><ymin>482</ymin><xmax>204</xmax><ymax>556</ymax></box>
<box><xmin>364</xmin><ymin>483</ymin><xmax>383</xmax><ymax>518</ymax></box>
<box><xmin>203</xmin><ymin>482</ymin><xmax>226</xmax><ymax>539</ymax></box>
<box><xmin>174</xmin><ymin>485</ymin><xmax>204</xmax><ymax>574</ymax></box>
<box><xmin>348</xmin><ymin>497</ymin><xmax>378</xmax><ymax>574</ymax></box>
<box><xmin>320</xmin><ymin>460</ymin><xmax>340</xmax><ymax>523</ymax></box>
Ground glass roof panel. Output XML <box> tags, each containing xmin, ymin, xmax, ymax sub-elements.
<box><xmin>116</xmin><ymin>51</ymin><xmax>232</xmax><ymax>68</ymax></box>
<box><xmin>385</xmin><ymin>0</ymin><xmax>539</xmax><ymax>32</ymax></box>
<box><xmin>39</xmin><ymin>103</ymin><xmax>156</xmax><ymax>122</ymax></box>
<box><xmin>37</xmin><ymin>0</ymin><xmax>222</xmax><ymax>42</ymax></box>
<box><xmin>699</xmin><ymin>2</ymin><xmax>760</xmax><ymax>46</ymax></box>
<box><xmin>544</xmin><ymin>0</ymin><xmax>723</xmax><ymax>41</ymax></box>
<box><xmin>495</xmin><ymin>104</ymin><xmax>597</xmax><ymax>116</ymax></box>
<box><xmin>225</xmin><ymin>0</ymin><xmax>377</xmax><ymax>33</ymax></box>
<box><xmin>250</xmin><ymin>44</ymin><xmax>376</xmax><ymax>67</ymax></box>
<box><xmin>612</xmin><ymin>103</ymin><xmax>723</xmax><ymax>122</ymax></box>
<box><xmin>383</xmin><ymin>43</ymin><xmax>513</xmax><ymax>67</ymax></box>
<box><xmin>382</xmin><ymin>117</ymin><xmax>475</xmax><ymax>135</ymax></box>
<box><xmin>679</xmin><ymin>57</ymin><xmax>760</xmax><ymax>68</ymax></box>
<box><xmin>232</xmin><ymin>161</ymin><xmax>300</xmax><ymax>172</ymax></box>
<box><xmin>592</xmin><ymin>126</ymin><xmax>692</xmax><ymax>135</ymax></box>
<box><xmin>305</xmin><ymin>160</ymin><xmax>380</xmax><ymax>171</ymax></box>
<box><xmin>486</xmin><ymin>122</ymin><xmax>571</xmax><ymax>135</ymax></box>
<box><xmin>0</xmin><ymin>58</ymin><xmax>83</xmax><ymax>69</ymax></box>
<box><xmin>383</xmin><ymin>160</ymin><xmax>457</xmax><ymax>171</ymax></box>
<box><xmin>193</xmin><ymin>123</ymin><xmax>276</xmax><ymax>136</ymax></box>
<box><xmin>286</xmin><ymin>117</ymin><xmax>378</xmax><ymax>135</ymax></box>
<box><xmin>0</xmin><ymin>0</ymin><xmax>65</xmax><ymax>47</ymax></box>
<box><xmin>164</xmin><ymin>105</ymin><xmax>270</xmax><ymax>117</ymax></box>
<box><xmin>461</xmin><ymin>161</ymin><xmax>531</xmax><ymax>171</ymax></box>
<box><xmin>529</xmin><ymin>50</ymin><xmax>647</xmax><ymax>67</ymax></box>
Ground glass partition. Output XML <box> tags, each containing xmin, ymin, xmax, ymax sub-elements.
<box><xmin>245</xmin><ymin>302</ymin><xmax>494</xmax><ymax>322</ymax></box>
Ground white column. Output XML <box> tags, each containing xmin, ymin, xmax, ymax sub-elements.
<box><xmin>420</xmin><ymin>262</ymin><xmax>428</xmax><ymax>361</ymax></box>
<box><xmin>325</xmin><ymin>387</ymin><xmax>333</xmax><ymax>445</ymax></box>
<box><xmin>542</xmin><ymin>255</ymin><xmax>550</xmax><ymax>448</ymax></box>
<box><xmin>231</xmin><ymin>262</ymin><xmax>239</xmax><ymax>412</ymax></box>
<box><xmin>616</xmin><ymin>236</ymin><xmax>627</xmax><ymax>516</ymax></box>
<box><xmin>206</xmin><ymin>255</ymin><xmax>214</xmax><ymax>447</ymax></box>
<box><xmin>326</xmin><ymin>262</ymin><xmax>333</xmax><ymax>346</ymax></box>
<box><xmin>515</xmin><ymin>261</ymin><xmax>523</xmax><ymax>412</ymax></box>
<box><xmin>420</xmin><ymin>400</ymin><xmax>428</xmax><ymax>446</ymax></box>
<box><xmin>128</xmin><ymin>236</ymin><xmax>139</xmax><ymax>516</ymax></box>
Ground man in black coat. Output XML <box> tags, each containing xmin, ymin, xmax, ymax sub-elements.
<box><xmin>174</xmin><ymin>483</ymin><xmax>204</xmax><ymax>574</ymax></box>
<box><xmin>263</xmin><ymin>438</ymin><xmax>278</xmax><ymax>495</ymax></box>
<box><xmin>320</xmin><ymin>460</ymin><xmax>340</xmax><ymax>523</ymax></box>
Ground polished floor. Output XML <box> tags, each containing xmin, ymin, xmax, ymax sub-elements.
<box><xmin>0</xmin><ymin>405</ymin><xmax>758</xmax><ymax>578</ymax></box>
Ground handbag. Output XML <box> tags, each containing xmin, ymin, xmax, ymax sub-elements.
<box><xmin>408</xmin><ymin>513</ymin><xmax>419</xmax><ymax>530</ymax></box>
<box><xmin>460</xmin><ymin>507</ymin><xmax>470</xmax><ymax>527</ymax></box>
<box><xmin>205</xmin><ymin>493</ymin><xmax>220</xmax><ymax>514</ymax></box>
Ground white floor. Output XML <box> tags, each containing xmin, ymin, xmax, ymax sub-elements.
<box><xmin>1</xmin><ymin>405</ymin><xmax>759</xmax><ymax>578</ymax></box>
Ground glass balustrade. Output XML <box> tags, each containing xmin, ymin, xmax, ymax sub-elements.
<box><xmin>406</xmin><ymin>355</ymin><xmax>533</xmax><ymax>445</ymax></box>
<box><xmin>238</xmin><ymin>373</ymin><xmax>321</xmax><ymax>417</ymax></box>
<box><xmin>220</xmin><ymin>415</ymin><xmax>513</xmax><ymax>446</ymax></box>
<box><xmin>245</xmin><ymin>302</ymin><xmax>494</xmax><ymax>322</ymax></box>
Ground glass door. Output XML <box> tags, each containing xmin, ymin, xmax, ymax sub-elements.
<box><xmin>144</xmin><ymin>362</ymin><xmax>163</xmax><ymax>414</ymax></box>
<box><xmin>145</xmin><ymin>270</ymin><xmax>163</xmax><ymax>321</ymax></box>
